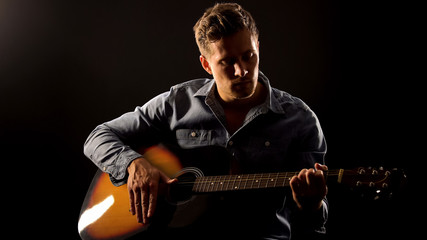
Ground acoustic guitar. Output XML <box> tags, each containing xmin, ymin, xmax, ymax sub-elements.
<box><xmin>78</xmin><ymin>145</ymin><xmax>405</xmax><ymax>240</ymax></box>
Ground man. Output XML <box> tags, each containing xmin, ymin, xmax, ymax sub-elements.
<box><xmin>84</xmin><ymin>3</ymin><xmax>328</xmax><ymax>239</ymax></box>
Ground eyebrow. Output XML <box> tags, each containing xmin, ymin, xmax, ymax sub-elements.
<box><xmin>217</xmin><ymin>50</ymin><xmax>254</xmax><ymax>63</ymax></box>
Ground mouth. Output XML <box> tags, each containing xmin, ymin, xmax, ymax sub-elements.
<box><xmin>233</xmin><ymin>78</ymin><xmax>252</xmax><ymax>85</ymax></box>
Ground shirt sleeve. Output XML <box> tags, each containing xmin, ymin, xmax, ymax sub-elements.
<box><xmin>291</xmin><ymin>105</ymin><xmax>328</xmax><ymax>237</ymax></box>
<box><xmin>296</xmin><ymin>107</ymin><xmax>327</xmax><ymax>167</ymax></box>
<box><xmin>277</xmin><ymin>96</ymin><xmax>328</xmax><ymax>237</ymax></box>
<box><xmin>83</xmin><ymin>92</ymin><xmax>171</xmax><ymax>186</ymax></box>
<box><xmin>291</xmin><ymin>199</ymin><xmax>328</xmax><ymax>239</ymax></box>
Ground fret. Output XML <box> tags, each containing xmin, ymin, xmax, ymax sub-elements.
<box><xmin>274</xmin><ymin>172</ymin><xmax>279</xmax><ymax>187</ymax></box>
<box><xmin>235</xmin><ymin>175</ymin><xmax>241</xmax><ymax>190</ymax></box>
<box><xmin>205</xmin><ymin>176</ymin><xmax>213</xmax><ymax>192</ymax></box>
<box><xmin>200</xmin><ymin>176</ymin><xmax>207</xmax><ymax>193</ymax></box>
<box><xmin>282</xmin><ymin>172</ymin><xmax>287</xmax><ymax>187</ymax></box>
<box><xmin>214</xmin><ymin>176</ymin><xmax>219</xmax><ymax>192</ymax></box>
<box><xmin>211</xmin><ymin>176</ymin><xmax>217</xmax><ymax>192</ymax></box>
<box><xmin>232</xmin><ymin>175</ymin><xmax>237</xmax><ymax>190</ymax></box>
<box><xmin>195</xmin><ymin>177</ymin><xmax>203</xmax><ymax>192</ymax></box>
<box><xmin>265</xmin><ymin>173</ymin><xmax>271</xmax><ymax>188</ymax></box>
<box><xmin>218</xmin><ymin>176</ymin><xmax>224</xmax><ymax>191</ymax></box>
<box><xmin>195</xmin><ymin>177</ymin><xmax>200</xmax><ymax>192</ymax></box>
<box><xmin>284</xmin><ymin>172</ymin><xmax>290</xmax><ymax>187</ymax></box>
<box><xmin>243</xmin><ymin>174</ymin><xmax>248</xmax><ymax>190</ymax></box>
<box><xmin>225</xmin><ymin>175</ymin><xmax>231</xmax><ymax>191</ymax></box>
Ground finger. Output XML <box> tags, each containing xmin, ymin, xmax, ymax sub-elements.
<box><xmin>147</xmin><ymin>182</ymin><xmax>158</xmax><ymax>218</ymax></box>
<box><xmin>289</xmin><ymin>175</ymin><xmax>301</xmax><ymax>194</ymax></box>
<box><xmin>306</xmin><ymin>168</ymin><xmax>316</xmax><ymax>185</ymax></box>
<box><xmin>168</xmin><ymin>178</ymin><xmax>178</xmax><ymax>184</ymax></box>
<box><xmin>297</xmin><ymin>169</ymin><xmax>308</xmax><ymax>192</ymax></box>
<box><xmin>159</xmin><ymin>171</ymin><xmax>172</xmax><ymax>183</ymax></box>
<box><xmin>128</xmin><ymin>187</ymin><xmax>135</xmax><ymax>215</ymax></box>
<box><xmin>134</xmin><ymin>189</ymin><xmax>143</xmax><ymax>223</ymax></box>
<box><xmin>297</xmin><ymin>168</ymin><xmax>307</xmax><ymax>180</ymax></box>
<box><xmin>313</xmin><ymin>170</ymin><xmax>327</xmax><ymax>191</ymax></box>
<box><xmin>141</xmin><ymin>189</ymin><xmax>149</xmax><ymax>224</ymax></box>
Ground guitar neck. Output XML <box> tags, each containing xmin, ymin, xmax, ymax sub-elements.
<box><xmin>192</xmin><ymin>169</ymin><xmax>343</xmax><ymax>193</ymax></box>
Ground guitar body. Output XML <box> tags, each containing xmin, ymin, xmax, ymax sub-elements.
<box><xmin>78</xmin><ymin>145</ymin><xmax>233</xmax><ymax>240</ymax></box>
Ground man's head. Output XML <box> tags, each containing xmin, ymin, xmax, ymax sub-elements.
<box><xmin>193</xmin><ymin>3</ymin><xmax>259</xmax><ymax>57</ymax></box>
<box><xmin>194</xmin><ymin>3</ymin><xmax>261</xmax><ymax>102</ymax></box>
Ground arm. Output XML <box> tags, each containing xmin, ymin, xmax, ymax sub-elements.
<box><xmin>83</xmin><ymin>92</ymin><xmax>171</xmax><ymax>185</ymax></box>
<box><xmin>83</xmin><ymin>92</ymin><xmax>174</xmax><ymax>224</ymax></box>
<box><xmin>288</xmin><ymin>105</ymin><xmax>329</xmax><ymax>237</ymax></box>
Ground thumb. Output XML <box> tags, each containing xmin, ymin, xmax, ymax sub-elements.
<box><xmin>315</xmin><ymin>163</ymin><xmax>328</xmax><ymax>171</ymax></box>
<box><xmin>159</xmin><ymin>171</ymin><xmax>177</xmax><ymax>184</ymax></box>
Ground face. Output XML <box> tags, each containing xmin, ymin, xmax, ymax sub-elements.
<box><xmin>200</xmin><ymin>29</ymin><xmax>260</xmax><ymax>102</ymax></box>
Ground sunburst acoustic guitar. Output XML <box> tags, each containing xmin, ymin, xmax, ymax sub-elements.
<box><xmin>78</xmin><ymin>145</ymin><xmax>406</xmax><ymax>240</ymax></box>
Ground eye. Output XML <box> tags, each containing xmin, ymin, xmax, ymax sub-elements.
<box><xmin>242</xmin><ymin>52</ymin><xmax>254</xmax><ymax>62</ymax></box>
<box><xmin>220</xmin><ymin>58</ymin><xmax>235</xmax><ymax>67</ymax></box>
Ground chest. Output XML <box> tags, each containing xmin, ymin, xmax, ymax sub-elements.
<box><xmin>223</xmin><ymin>108</ymin><xmax>249</xmax><ymax>134</ymax></box>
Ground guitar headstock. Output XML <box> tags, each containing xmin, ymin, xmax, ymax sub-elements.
<box><xmin>338</xmin><ymin>167</ymin><xmax>406</xmax><ymax>200</ymax></box>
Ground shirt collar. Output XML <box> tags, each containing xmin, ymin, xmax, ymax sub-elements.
<box><xmin>193</xmin><ymin>71</ymin><xmax>286</xmax><ymax>114</ymax></box>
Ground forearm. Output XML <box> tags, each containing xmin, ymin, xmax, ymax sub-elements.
<box><xmin>84</xmin><ymin>123</ymin><xmax>143</xmax><ymax>186</ymax></box>
<box><xmin>291</xmin><ymin>198</ymin><xmax>328</xmax><ymax>239</ymax></box>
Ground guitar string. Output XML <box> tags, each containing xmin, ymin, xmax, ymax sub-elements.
<box><xmin>174</xmin><ymin>170</ymin><xmax>345</xmax><ymax>187</ymax></box>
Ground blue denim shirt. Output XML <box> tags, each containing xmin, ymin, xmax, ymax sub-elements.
<box><xmin>84</xmin><ymin>72</ymin><xmax>327</xmax><ymax>239</ymax></box>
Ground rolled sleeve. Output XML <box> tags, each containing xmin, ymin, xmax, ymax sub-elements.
<box><xmin>83</xmin><ymin>93</ymin><xmax>170</xmax><ymax>186</ymax></box>
<box><xmin>83</xmin><ymin>123</ymin><xmax>143</xmax><ymax>186</ymax></box>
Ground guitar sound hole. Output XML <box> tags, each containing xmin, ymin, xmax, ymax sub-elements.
<box><xmin>168</xmin><ymin>172</ymin><xmax>196</xmax><ymax>203</ymax></box>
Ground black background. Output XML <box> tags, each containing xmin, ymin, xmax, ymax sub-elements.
<box><xmin>0</xmin><ymin>0</ymin><xmax>417</xmax><ymax>239</ymax></box>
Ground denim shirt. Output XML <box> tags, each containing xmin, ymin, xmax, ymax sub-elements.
<box><xmin>84</xmin><ymin>72</ymin><xmax>328</xmax><ymax>239</ymax></box>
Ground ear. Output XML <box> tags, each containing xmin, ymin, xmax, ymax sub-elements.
<box><xmin>199</xmin><ymin>55</ymin><xmax>212</xmax><ymax>75</ymax></box>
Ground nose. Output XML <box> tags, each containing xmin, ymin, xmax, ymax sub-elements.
<box><xmin>234</xmin><ymin>62</ymin><xmax>248</xmax><ymax>78</ymax></box>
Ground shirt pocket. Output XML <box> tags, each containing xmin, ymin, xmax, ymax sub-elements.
<box><xmin>242</xmin><ymin>136</ymin><xmax>289</xmax><ymax>172</ymax></box>
<box><xmin>175</xmin><ymin>129</ymin><xmax>212</xmax><ymax>148</ymax></box>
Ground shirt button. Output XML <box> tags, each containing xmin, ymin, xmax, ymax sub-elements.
<box><xmin>228</xmin><ymin>141</ymin><xmax>234</xmax><ymax>146</ymax></box>
<box><xmin>265</xmin><ymin>141</ymin><xmax>271</xmax><ymax>147</ymax></box>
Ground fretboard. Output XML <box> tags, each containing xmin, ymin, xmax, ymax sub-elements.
<box><xmin>192</xmin><ymin>170</ymin><xmax>342</xmax><ymax>193</ymax></box>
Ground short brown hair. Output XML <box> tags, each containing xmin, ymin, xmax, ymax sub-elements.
<box><xmin>193</xmin><ymin>3</ymin><xmax>259</xmax><ymax>56</ymax></box>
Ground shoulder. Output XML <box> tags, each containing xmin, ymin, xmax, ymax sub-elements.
<box><xmin>170</xmin><ymin>78</ymin><xmax>213</xmax><ymax>93</ymax></box>
<box><xmin>145</xmin><ymin>78</ymin><xmax>213</xmax><ymax>108</ymax></box>
<box><xmin>270</xmin><ymin>87</ymin><xmax>311</xmax><ymax>113</ymax></box>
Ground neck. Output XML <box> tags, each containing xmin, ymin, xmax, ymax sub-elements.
<box><xmin>217</xmin><ymin>82</ymin><xmax>267</xmax><ymax>110</ymax></box>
